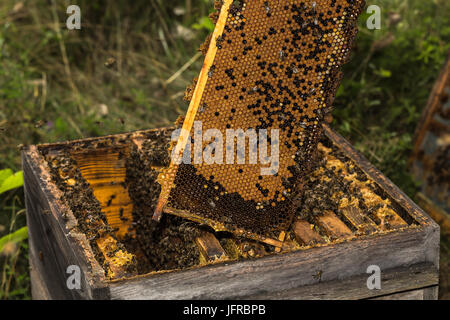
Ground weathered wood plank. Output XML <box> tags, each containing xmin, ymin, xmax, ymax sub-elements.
<box><xmin>254</xmin><ymin>263</ymin><xmax>438</xmax><ymax>300</ymax></box>
<box><xmin>370</xmin><ymin>285</ymin><xmax>438</xmax><ymax>300</ymax></box>
<box><xmin>24</xmin><ymin>155</ymin><xmax>91</xmax><ymax>299</ymax></box>
<box><xmin>423</xmin><ymin>286</ymin><xmax>439</xmax><ymax>300</ymax></box>
<box><xmin>23</xmin><ymin>149</ymin><xmax>110</xmax><ymax>300</ymax></box>
<box><xmin>372</xmin><ymin>290</ymin><xmax>425</xmax><ymax>300</ymax></box>
<box><xmin>108</xmin><ymin>225</ymin><xmax>439</xmax><ymax>300</ymax></box>
<box><xmin>29</xmin><ymin>245</ymin><xmax>52</xmax><ymax>300</ymax></box>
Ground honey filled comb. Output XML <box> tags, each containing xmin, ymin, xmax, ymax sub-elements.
<box><xmin>154</xmin><ymin>0</ymin><xmax>366</xmax><ymax>247</ymax></box>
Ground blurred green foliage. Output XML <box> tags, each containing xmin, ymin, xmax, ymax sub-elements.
<box><xmin>0</xmin><ymin>169</ymin><xmax>27</xmax><ymax>299</ymax></box>
<box><xmin>0</xmin><ymin>169</ymin><xmax>23</xmax><ymax>194</ymax></box>
<box><xmin>0</xmin><ymin>0</ymin><xmax>449</xmax><ymax>299</ymax></box>
<box><xmin>333</xmin><ymin>0</ymin><xmax>450</xmax><ymax>196</ymax></box>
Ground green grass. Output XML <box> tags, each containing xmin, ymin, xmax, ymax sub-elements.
<box><xmin>0</xmin><ymin>0</ymin><xmax>449</xmax><ymax>299</ymax></box>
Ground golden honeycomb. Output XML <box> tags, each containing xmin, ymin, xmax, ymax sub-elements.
<box><xmin>154</xmin><ymin>0</ymin><xmax>366</xmax><ymax>245</ymax></box>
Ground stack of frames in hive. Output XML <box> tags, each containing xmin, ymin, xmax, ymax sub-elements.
<box><xmin>155</xmin><ymin>0</ymin><xmax>366</xmax><ymax>247</ymax></box>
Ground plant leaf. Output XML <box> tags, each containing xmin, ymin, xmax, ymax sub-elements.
<box><xmin>0</xmin><ymin>227</ymin><xmax>28</xmax><ymax>254</ymax></box>
<box><xmin>192</xmin><ymin>16</ymin><xmax>215</xmax><ymax>32</ymax></box>
<box><xmin>0</xmin><ymin>170</ymin><xmax>23</xmax><ymax>194</ymax></box>
<box><xmin>0</xmin><ymin>168</ymin><xmax>13</xmax><ymax>186</ymax></box>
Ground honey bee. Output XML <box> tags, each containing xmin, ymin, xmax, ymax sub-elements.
<box><xmin>249</xmin><ymin>86</ymin><xmax>258</xmax><ymax>94</ymax></box>
<box><xmin>313</xmin><ymin>270</ymin><xmax>322</xmax><ymax>281</ymax></box>
<box><xmin>311</xmin><ymin>1</ymin><xmax>317</xmax><ymax>15</ymax></box>
<box><xmin>263</xmin><ymin>1</ymin><xmax>271</xmax><ymax>14</ymax></box>
<box><xmin>215</xmin><ymin>36</ymin><xmax>224</xmax><ymax>49</ymax></box>
<box><xmin>208</xmin><ymin>199</ymin><xmax>216</xmax><ymax>209</ymax></box>
<box><xmin>199</xmin><ymin>103</ymin><xmax>207</xmax><ymax>113</ymax></box>
<box><xmin>104</xmin><ymin>57</ymin><xmax>116</xmax><ymax>68</ymax></box>
<box><xmin>208</xmin><ymin>65</ymin><xmax>216</xmax><ymax>78</ymax></box>
<box><xmin>35</xmin><ymin>120</ymin><xmax>45</xmax><ymax>128</ymax></box>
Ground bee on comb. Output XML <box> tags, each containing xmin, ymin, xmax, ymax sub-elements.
<box><xmin>153</xmin><ymin>0</ymin><xmax>365</xmax><ymax>247</ymax></box>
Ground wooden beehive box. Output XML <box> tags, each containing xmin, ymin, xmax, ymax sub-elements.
<box><xmin>23</xmin><ymin>124</ymin><xmax>440</xmax><ymax>300</ymax></box>
<box><xmin>411</xmin><ymin>51</ymin><xmax>450</xmax><ymax>233</ymax></box>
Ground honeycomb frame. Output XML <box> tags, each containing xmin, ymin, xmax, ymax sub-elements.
<box><xmin>154</xmin><ymin>0</ymin><xmax>366</xmax><ymax>247</ymax></box>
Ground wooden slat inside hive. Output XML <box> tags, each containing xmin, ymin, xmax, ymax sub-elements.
<box><xmin>341</xmin><ymin>206</ymin><xmax>377</xmax><ymax>235</ymax></box>
<box><xmin>196</xmin><ymin>232</ymin><xmax>228</xmax><ymax>263</ymax></box>
<box><xmin>292</xmin><ymin>219</ymin><xmax>326</xmax><ymax>245</ymax></box>
<box><xmin>316</xmin><ymin>211</ymin><xmax>353</xmax><ymax>239</ymax></box>
<box><xmin>154</xmin><ymin>0</ymin><xmax>366</xmax><ymax>246</ymax></box>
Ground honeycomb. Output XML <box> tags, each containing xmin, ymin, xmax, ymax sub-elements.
<box><xmin>155</xmin><ymin>0</ymin><xmax>366</xmax><ymax>245</ymax></box>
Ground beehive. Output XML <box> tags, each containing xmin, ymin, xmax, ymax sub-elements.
<box><xmin>23</xmin><ymin>125</ymin><xmax>440</xmax><ymax>299</ymax></box>
<box><xmin>155</xmin><ymin>0</ymin><xmax>366</xmax><ymax>246</ymax></box>
<box><xmin>411</xmin><ymin>52</ymin><xmax>450</xmax><ymax>227</ymax></box>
